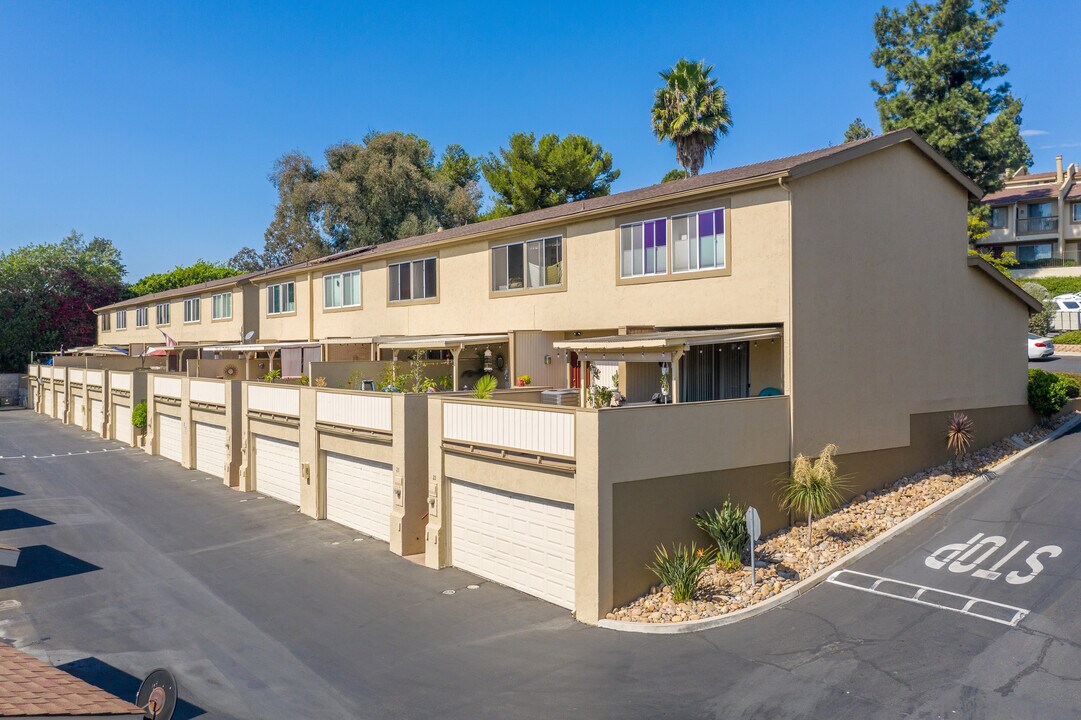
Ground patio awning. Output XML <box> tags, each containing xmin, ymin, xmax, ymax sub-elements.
<box><xmin>373</xmin><ymin>333</ymin><xmax>509</xmax><ymax>351</ymax></box>
<box><xmin>198</xmin><ymin>341</ymin><xmax>322</xmax><ymax>353</ymax></box>
<box><xmin>553</xmin><ymin>327</ymin><xmax>781</xmax><ymax>361</ymax></box>
<box><xmin>65</xmin><ymin>345</ymin><xmax>129</xmax><ymax>356</ymax></box>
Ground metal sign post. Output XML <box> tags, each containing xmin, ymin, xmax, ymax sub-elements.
<box><xmin>746</xmin><ymin>506</ymin><xmax>762</xmax><ymax>588</ymax></box>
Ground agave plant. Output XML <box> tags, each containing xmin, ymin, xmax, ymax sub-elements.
<box><xmin>945</xmin><ymin>412</ymin><xmax>974</xmax><ymax>474</ymax></box>
<box><xmin>694</xmin><ymin>499</ymin><xmax>749</xmax><ymax>571</ymax></box>
<box><xmin>778</xmin><ymin>443</ymin><xmax>849</xmax><ymax>546</ymax></box>
<box><xmin>647</xmin><ymin>543</ymin><xmax>715</xmax><ymax>603</ymax></box>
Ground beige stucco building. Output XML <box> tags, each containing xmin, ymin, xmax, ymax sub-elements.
<box><xmin>58</xmin><ymin>129</ymin><xmax>1039</xmax><ymax>622</ymax></box>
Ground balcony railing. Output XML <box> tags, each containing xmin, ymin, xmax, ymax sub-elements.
<box><xmin>1014</xmin><ymin>249</ymin><xmax>1080</xmax><ymax>269</ymax></box>
<box><xmin>1017</xmin><ymin>216</ymin><xmax>1059</xmax><ymax>236</ymax></box>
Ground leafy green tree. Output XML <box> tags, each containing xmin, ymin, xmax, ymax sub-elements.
<box><xmin>128</xmin><ymin>260</ymin><xmax>241</xmax><ymax>298</ymax></box>
<box><xmin>870</xmin><ymin>0</ymin><xmax>1031</xmax><ymax>191</ymax></box>
<box><xmin>968</xmin><ymin>204</ymin><xmax>991</xmax><ymax>244</ymax></box>
<box><xmin>244</xmin><ymin>132</ymin><xmax>483</xmax><ymax>268</ymax></box>
<box><xmin>651</xmin><ymin>58</ymin><xmax>732</xmax><ymax>176</ymax></box>
<box><xmin>0</xmin><ymin>231</ymin><xmax>125</xmax><ymax>371</ymax></box>
<box><xmin>662</xmin><ymin>169</ymin><xmax>690</xmax><ymax>183</ymax></box>
<box><xmin>481</xmin><ymin>132</ymin><xmax>619</xmax><ymax>219</ymax></box>
<box><xmin>844</xmin><ymin>117</ymin><xmax>875</xmax><ymax>143</ymax></box>
<box><xmin>967</xmin><ymin>247</ymin><xmax>1017</xmax><ymax>276</ymax></box>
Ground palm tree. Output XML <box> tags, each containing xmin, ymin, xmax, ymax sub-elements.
<box><xmin>651</xmin><ymin>59</ymin><xmax>732</xmax><ymax>176</ymax></box>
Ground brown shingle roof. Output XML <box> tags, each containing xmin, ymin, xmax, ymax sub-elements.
<box><xmin>1066</xmin><ymin>183</ymin><xmax>1081</xmax><ymax>201</ymax></box>
<box><xmin>96</xmin><ymin>271</ymin><xmax>261</xmax><ymax>313</ymax></box>
<box><xmin>0</xmin><ymin>644</ymin><xmax>144</xmax><ymax>717</ymax></box>
<box><xmin>983</xmin><ymin>185</ymin><xmax>1058</xmax><ymax>205</ymax></box>
<box><xmin>1005</xmin><ymin>170</ymin><xmax>1058</xmax><ymax>183</ymax></box>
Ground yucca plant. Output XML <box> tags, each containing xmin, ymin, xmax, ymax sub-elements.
<box><xmin>647</xmin><ymin>543</ymin><xmax>715</xmax><ymax>603</ymax></box>
<box><xmin>471</xmin><ymin>374</ymin><xmax>498</xmax><ymax>399</ymax></box>
<box><xmin>694</xmin><ymin>499</ymin><xmax>749</xmax><ymax>571</ymax></box>
<box><xmin>945</xmin><ymin>412</ymin><xmax>974</xmax><ymax>474</ymax></box>
<box><xmin>778</xmin><ymin>443</ymin><xmax>849</xmax><ymax>546</ymax></box>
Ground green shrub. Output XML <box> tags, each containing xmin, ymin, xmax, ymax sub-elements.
<box><xmin>694</xmin><ymin>499</ymin><xmax>749</xmax><ymax>571</ymax></box>
<box><xmin>1028</xmin><ymin>369</ymin><xmax>1070</xmax><ymax>419</ymax></box>
<box><xmin>261</xmin><ymin>369</ymin><xmax>281</xmax><ymax>383</ymax></box>
<box><xmin>471</xmin><ymin>375</ymin><xmax>497</xmax><ymax>399</ymax></box>
<box><xmin>1053</xmin><ymin>330</ymin><xmax>1081</xmax><ymax>345</ymax></box>
<box><xmin>1058</xmin><ymin>374</ymin><xmax>1081</xmax><ymax>399</ymax></box>
<box><xmin>1026</xmin><ymin>277</ymin><xmax>1081</xmax><ymax>298</ymax></box>
<box><xmin>1022</xmin><ymin>282</ymin><xmax>1054</xmax><ymax>336</ymax></box>
<box><xmin>131</xmin><ymin>401</ymin><xmax>147</xmax><ymax>432</ymax></box>
<box><xmin>647</xmin><ymin>543</ymin><xmax>715</xmax><ymax>603</ymax></box>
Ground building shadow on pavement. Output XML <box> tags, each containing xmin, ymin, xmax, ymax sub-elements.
<box><xmin>0</xmin><ymin>508</ymin><xmax>53</xmax><ymax>531</ymax></box>
<box><xmin>0</xmin><ymin>545</ymin><xmax>100</xmax><ymax>589</ymax></box>
<box><xmin>58</xmin><ymin>657</ymin><xmax>207</xmax><ymax>719</ymax></box>
<box><xmin>0</xmin><ymin>484</ymin><xmax>24</xmax><ymax>498</ymax></box>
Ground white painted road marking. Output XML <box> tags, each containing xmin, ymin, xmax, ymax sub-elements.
<box><xmin>826</xmin><ymin>569</ymin><xmax>1029</xmax><ymax>627</ymax></box>
<box><xmin>925</xmin><ymin>533</ymin><xmax>1062</xmax><ymax>584</ymax></box>
<box><xmin>0</xmin><ymin>448</ymin><xmax>135</xmax><ymax>461</ymax></box>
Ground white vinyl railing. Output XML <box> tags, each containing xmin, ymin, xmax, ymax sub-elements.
<box><xmin>86</xmin><ymin>370</ymin><xmax>104</xmax><ymax>387</ymax></box>
<box><xmin>248</xmin><ymin>384</ymin><xmax>300</xmax><ymax>417</ymax></box>
<box><xmin>109</xmin><ymin>371</ymin><xmax>131</xmax><ymax>392</ymax></box>
<box><xmin>153</xmin><ymin>375</ymin><xmax>183</xmax><ymax>399</ymax></box>
<box><xmin>190</xmin><ymin>379</ymin><xmax>226</xmax><ymax>406</ymax></box>
<box><xmin>316</xmin><ymin>391</ymin><xmax>392</xmax><ymax>433</ymax></box>
<box><xmin>443</xmin><ymin>401</ymin><xmax>576</xmax><ymax>459</ymax></box>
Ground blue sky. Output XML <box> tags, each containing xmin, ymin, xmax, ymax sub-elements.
<box><xmin>1</xmin><ymin>0</ymin><xmax>1077</xmax><ymax>279</ymax></box>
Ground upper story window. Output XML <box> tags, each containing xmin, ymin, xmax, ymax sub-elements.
<box><xmin>324</xmin><ymin>270</ymin><xmax>361</xmax><ymax>309</ymax></box>
<box><xmin>1027</xmin><ymin>202</ymin><xmax>1054</xmax><ymax>218</ymax></box>
<box><xmin>100</xmin><ymin>313</ymin><xmax>110</xmax><ymax>332</ymax></box>
<box><xmin>990</xmin><ymin>207</ymin><xmax>1008</xmax><ymax>228</ymax></box>
<box><xmin>491</xmin><ymin>237</ymin><xmax>563</xmax><ymax>292</ymax></box>
<box><xmin>135</xmin><ymin>307</ymin><xmax>148</xmax><ymax>328</ymax></box>
<box><xmin>183</xmin><ymin>297</ymin><xmax>201</xmax><ymax>323</ymax></box>
<box><xmin>212</xmin><ymin>292</ymin><xmax>232</xmax><ymax>320</ymax></box>
<box><xmin>620</xmin><ymin>219</ymin><xmax>667</xmax><ymax>278</ymax></box>
<box><xmin>672</xmin><ymin>208</ymin><xmax>726</xmax><ymax>273</ymax></box>
<box><xmin>267</xmin><ymin>281</ymin><xmax>295</xmax><ymax>315</ymax></box>
<box><xmin>1073</xmin><ymin>203</ymin><xmax>1081</xmax><ymax>224</ymax></box>
<box><xmin>114</xmin><ymin>310</ymin><xmax>126</xmax><ymax>330</ymax></box>
<box><xmin>388</xmin><ymin>258</ymin><xmax>437</xmax><ymax>302</ymax></box>
<box><xmin>155</xmin><ymin>303</ymin><xmax>170</xmax><ymax>325</ymax></box>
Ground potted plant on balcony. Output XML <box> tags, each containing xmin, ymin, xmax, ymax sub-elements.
<box><xmin>516</xmin><ymin>374</ymin><xmax>531</xmax><ymax>387</ymax></box>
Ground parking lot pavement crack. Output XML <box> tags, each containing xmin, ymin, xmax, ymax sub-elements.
<box><xmin>993</xmin><ymin>635</ymin><xmax>1052</xmax><ymax>697</ymax></box>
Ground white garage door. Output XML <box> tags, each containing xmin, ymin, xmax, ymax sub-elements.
<box><xmin>44</xmin><ymin>391</ymin><xmax>54</xmax><ymax>416</ymax></box>
<box><xmin>254</xmin><ymin>435</ymin><xmax>301</xmax><ymax>507</ymax></box>
<box><xmin>194</xmin><ymin>422</ymin><xmax>227</xmax><ymax>479</ymax></box>
<box><xmin>72</xmin><ymin>396</ymin><xmax>85</xmax><ymax>427</ymax></box>
<box><xmin>56</xmin><ymin>392</ymin><xmax>67</xmax><ymax>421</ymax></box>
<box><xmin>449</xmin><ymin>480</ymin><xmax>575</xmax><ymax>610</ymax></box>
<box><xmin>157</xmin><ymin>414</ymin><xmax>183</xmax><ymax>463</ymax></box>
<box><xmin>324</xmin><ymin>453</ymin><xmax>392</xmax><ymax>541</ymax></box>
<box><xmin>90</xmin><ymin>399</ymin><xmax>104</xmax><ymax>435</ymax></box>
<box><xmin>114</xmin><ymin>404</ymin><xmax>133</xmax><ymax>445</ymax></box>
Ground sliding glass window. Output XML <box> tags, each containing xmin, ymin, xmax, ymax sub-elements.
<box><xmin>672</xmin><ymin>208</ymin><xmax>725</xmax><ymax>273</ymax></box>
<box><xmin>491</xmin><ymin>236</ymin><xmax>562</xmax><ymax>292</ymax></box>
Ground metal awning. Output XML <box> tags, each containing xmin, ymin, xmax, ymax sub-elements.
<box><xmin>198</xmin><ymin>341</ymin><xmax>322</xmax><ymax>353</ymax></box>
<box><xmin>373</xmin><ymin>333</ymin><xmax>509</xmax><ymax>350</ymax></box>
<box><xmin>553</xmin><ymin>328</ymin><xmax>781</xmax><ymax>355</ymax></box>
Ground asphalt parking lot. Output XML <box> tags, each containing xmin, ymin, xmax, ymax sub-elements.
<box><xmin>2</xmin><ymin>409</ymin><xmax>1081</xmax><ymax>719</ymax></box>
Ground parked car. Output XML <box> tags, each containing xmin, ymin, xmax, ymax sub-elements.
<box><xmin>1028</xmin><ymin>333</ymin><xmax>1055</xmax><ymax>360</ymax></box>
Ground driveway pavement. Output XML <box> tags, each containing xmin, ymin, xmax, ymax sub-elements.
<box><xmin>2</xmin><ymin>409</ymin><xmax>1080</xmax><ymax>719</ymax></box>
<box><xmin>1032</xmin><ymin>354</ymin><xmax>1081</xmax><ymax>374</ymax></box>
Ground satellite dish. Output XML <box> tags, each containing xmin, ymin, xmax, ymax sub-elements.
<box><xmin>243</xmin><ymin>331</ymin><xmax>255</xmax><ymax>342</ymax></box>
<box><xmin>136</xmin><ymin>668</ymin><xmax>178</xmax><ymax>720</ymax></box>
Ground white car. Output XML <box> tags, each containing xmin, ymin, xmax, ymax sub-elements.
<box><xmin>1028</xmin><ymin>333</ymin><xmax>1055</xmax><ymax>360</ymax></box>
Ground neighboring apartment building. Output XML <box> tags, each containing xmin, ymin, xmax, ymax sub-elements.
<box><xmin>76</xmin><ymin>129</ymin><xmax>1039</xmax><ymax>621</ymax></box>
<box><xmin>96</xmin><ymin>273</ymin><xmax>261</xmax><ymax>362</ymax></box>
<box><xmin>978</xmin><ymin>155</ymin><xmax>1081</xmax><ymax>266</ymax></box>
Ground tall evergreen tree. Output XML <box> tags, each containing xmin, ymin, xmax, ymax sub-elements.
<box><xmin>844</xmin><ymin>118</ymin><xmax>875</xmax><ymax>143</ymax></box>
<box><xmin>870</xmin><ymin>0</ymin><xmax>1031</xmax><ymax>191</ymax></box>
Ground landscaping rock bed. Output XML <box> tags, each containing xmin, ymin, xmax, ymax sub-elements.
<box><xmin>607</xmin><ymin>415</ymin><xmax>1076</xmax><ymax>624</ymax></box>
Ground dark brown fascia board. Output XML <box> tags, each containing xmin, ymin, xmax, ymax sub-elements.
<box><xmin>250</xmin><ymin>173</ymin><xmax>790</xmax><ymax>283</ymax></box>
<box><xmin>787</xmin><ymin>128</ymin><xmax>985</xmax><ymax>200</ymax></box>
<box><xmin>967</xmin><ymin>255</ymin><xmax>1043</xmax><ymax>313</ymax></box>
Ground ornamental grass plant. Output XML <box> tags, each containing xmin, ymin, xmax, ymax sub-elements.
<box><xmin>647</xmin><ymin>543</ymin><xmax>715</xmax><ymax>603</ymax></box>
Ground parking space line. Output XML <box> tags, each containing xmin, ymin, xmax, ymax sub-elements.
<box><xmin>826</xmin><ymin>569</ymin><xmax>1029</xmax><ymax>627</ymax></box>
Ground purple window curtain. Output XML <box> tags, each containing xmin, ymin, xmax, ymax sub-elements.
<box><xmin>653</xmin><ymin>219</ymin><xmax>666</xmax><ymax>246</ymax></box>
<box><xmin>644</xmin><ymin>220</ymin><xmax>655</xmax><ymax>252</ymax></box>
<box><xmin>699</xmin><ymin>210</ymin><xmax>714</xmax><ymax>237</ymax></box>
<box><xmin>714</xmin><ymin>208</ymin><xmax>724</xmax><ymax>234</ymax></box>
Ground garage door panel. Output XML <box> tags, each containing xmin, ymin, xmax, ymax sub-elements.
<box><xmin>114</xmin><ymin>404</ymin><xmax>133</xmax><ymax>445</ymax></box>
<box><xmin>157</xmin><ymin>414</ymin><xmax>182</xmax><ymax>463</ymax></box>
<box><xmin>73</xmin><ymin>396</ymin><xmax>85</xmax><ymax>425</ymax></box>
<box><xmin>90</xmin><ymin>400</ymin><xmax>104</xmax><ymax>433</ymax></box>
<box><xmin>254</xmin><ymin>435</ymin><xmax>301</xmax><ymax>507</ymax></box>
<box><xmin>194</xmin><ymin>423</ymin><xmax>227</xmax><ymax>479</ymax></box>
<box><xmin>324</xmin><ymin>453</ymin><xmax>392</xmax><ymax>542</ymax></box>
<box><xmin>449</xmin><ymin>480</ymin><xmax>575</xmax><ymax>610</ymax></box>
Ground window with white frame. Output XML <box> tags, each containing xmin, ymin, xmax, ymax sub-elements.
<box><xmin>672</xmin><ymin>208</ymin><xmax>726</xmax><ymax>273</ymax></box>
<box><xmin>620</xmin><ymin>219</ymin><xmax>667</xmax><ymax>278</ymax></box>
<box><xmin>1073</xmin><ymin>203</ymin><xmax>1081</xmax><ymax>224</ymax></box>
<box><xmin>155</xmin><ymin>303</ymin><xmax>170</xmax><ymax>325</ymax></box>
<box><xmin>491</xmin><ymin>237</ymin><xmax>562</xmax><ymax>292</ymax></box>
<box><xmin>135</xmin><ymin>307</ymin><xmax>148</xmax><ymax>328</ymax></box>
<box><xmin>212</xmin><ymin>291</ymin><xmax>232</xmax><ymax>320</ymax></box>
<box><xmin>388</xmin><ymin>258</ymin><xmax>437</xmax><ymax>302</ymax></box>
<box><xmin>183</xmin><ymin>297</ymin><xmax>201</xmax><ymax>323</ymax></box>
<box><xmin>267</xmin><ymin>281</ymin><xmax>295</xmax><ymax>315</ymax></box>
<box><xmin>323</xmin><ymin>270</ymin><xmax>361</xmax><ymax>308</ymax></box>
<box><xmin>990</xmin><ymin>207</ymin><xmax>1008</xmax><ymax>228</ymax></box>
<box><xmin>115</xmin><ymin>310</ymin><xmax>126</xmax><ymax>330</ymax></box>
<box><xmin>100</xmin><ymin>313</ymin><xmax>110</xmax><ymax>331</ymax></box>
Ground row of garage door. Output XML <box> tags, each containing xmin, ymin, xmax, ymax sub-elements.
<box><xmin>156</xmin><ymin>413</ymin><xmax>227</xmax><ymax>481</ymax></box>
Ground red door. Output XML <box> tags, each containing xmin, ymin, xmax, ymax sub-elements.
<box><xmin>569</xmin><ymin>352</ymin><xmax>581</xmax><ymax>389</ymax></box>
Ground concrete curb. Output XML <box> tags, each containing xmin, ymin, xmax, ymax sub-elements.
<box><xmin>597</xmin><ymin>412</ymin><xmax>1081</xmax><ymax>635</ymax></box>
